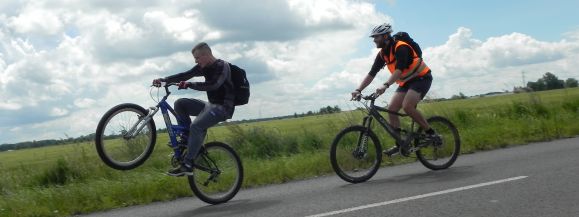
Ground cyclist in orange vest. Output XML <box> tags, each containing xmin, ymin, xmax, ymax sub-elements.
<box><xmin>351</xmin><ymin>23</ymin><xmax>435</xmax><ymax>156</ymax></box>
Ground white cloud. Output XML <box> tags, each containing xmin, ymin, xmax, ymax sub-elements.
<box><xmin>7</xmin><ymin>3</ymin><xmax>64</xmax><ymax>35</ymax></box>
<box><xmin>289</xmin><ymin>0</ymin><xmax>379</xmax><ymax>28</ymax></box>
<box><xmin>0</xmin><ymin>101</ymin><xmax>21</xmax><ymax>110</ymax></box>
<box><xmin>425</xmin><ymin>27</ymin><xmax>578</xmax><ymax>97</ymax></box>
<box><xmin>74</xmin><ymin>98</ymin><xmax>96</xmax><ymax>108</ymax></box>
<box><xmin>50</xmin><ymin>107</ymin><xmax>69</xmax><ymax>117</ymax></box>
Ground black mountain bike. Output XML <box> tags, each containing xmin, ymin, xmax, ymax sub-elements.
<box><xmin>330</xmin><ymin>93</ymin><xmax>460</xmax><ymax>183</ymax></box>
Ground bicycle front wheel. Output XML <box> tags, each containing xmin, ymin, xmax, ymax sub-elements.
<box><xmin>416</xmin><ymin>116</ymin><xmax>460</xmax><ymax>170</ymax></box>
<box><xmin>330</xmin><ymin>125</ymin><xmax>382</xmax><ymax>183</ymax></box>
<box><xmin>95</xmin><ymin>103</ymin><xmax>156</xmax><ymax>170</ymax></box>
<box><xmin>188</xmin><ymin>142</ymin><xmax>243</xmax><ymax>204</ymax></box>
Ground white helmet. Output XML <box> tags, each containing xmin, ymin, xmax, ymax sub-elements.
<box><xmin>369</xmin><ymin>23</ymin><xmax>393</xmax><ymax>37</ymax></box>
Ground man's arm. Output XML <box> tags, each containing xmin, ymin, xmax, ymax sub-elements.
<box><xmin>356</xmin><ymin>53</ymin><xmax>385</xmax><ymax>91</ymax></box>
<box><xmin>190</xmin><ymin>61</ymin><xmax>230</xmax><ymax>91</ymax></box>
<box><xmin>383</xmin><ymin>69</ymin><xmax>402</xmax><ymax>87</ymax></box>
<box><xmin>356</xmin><ymin>74</ymin><xmax>375</xmax><ymax>92</ymax></box>
<box><xmin>163</xmin><ymin>66</ymin><xmax>201</xmax><ymax>83</ymax></box>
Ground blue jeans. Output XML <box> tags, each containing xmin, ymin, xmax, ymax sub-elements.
<box><xmin>174</xmin><ymin>98</ymin><xmax>228</xmax><ymax>164</ymax></box>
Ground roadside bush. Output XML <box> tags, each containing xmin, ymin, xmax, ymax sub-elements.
<box><xmin>227</xmin><ymin>126</ymin><xmax>301</xmax><ymax>159</ymax></box>
<box><xmin>299</xmin><ymin>129</ymin><xmax>324</xmax><ymax>152</ymax></box>
<box><xmin>562</xmin><ymin>100</ymin><xmax>579</xmax><ymax>113</ymax></box>
<box><xmin>225</xmin><ymin>124</ymin><xmax>246</xmax><ymax>146</ymax></box>
<box><xmin>506</xmin><ymin>101</ymin><xmax>550</xmax><ymax>119</ymax></box>
<box><xmin>246</xmin><ymin>127</ymin><xmax>285</xmax><ymax>159</ymax></box>
<box><xmin>451</xmin><ymin>109</ymin><xmax>472</xmax><ymax>126</ymax></box>
<box><xmin>282</xmin><ymin>135</ymin><xmax>300</xmax><ymax>155</ymax></box>
<box><xmin>35</xmin><ymin>158</ymin><xmax>83</xmax><ymax>187</ymax></box>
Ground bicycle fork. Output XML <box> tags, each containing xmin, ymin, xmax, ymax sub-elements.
<box><xmin>353</xmin><ymin>116</ymin><xmax>374</xmax><ymax>159</ymax></box>
<box><xmin>123</xmin><ymin>106</ymin><xmax>159</xmax><ymax>139</ymax></box>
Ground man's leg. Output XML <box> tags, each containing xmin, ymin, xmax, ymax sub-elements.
<box><xmin>388</xmin><ymin>91</ymin><xmax>406</xmax><ymax>129</ymax></box>
<box><xmin>174</xmin><ymin>98</ymin><xmax>206</xmax><ymax>127</ymax></box>
<box><xmin>384</xmin><ymin>91</ymin><xmax>406</xmax><ymax>156</ymax></box>
<box><xmin>184</xmin><ymin>104</ymin><xmax>227</xmax><ymax>164</ymax></box>
<box><xmin>402</xmin><ymin>89</ymin><xmax>430</xmax><ymax>130</ymax></box>
<box><xmin>168</xmin><ymin>99</ymin><xmax>207</xmax><ymax>177</ymax></box>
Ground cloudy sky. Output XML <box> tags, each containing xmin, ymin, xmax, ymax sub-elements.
<box><xmin>1</xmin><ymin>0</ymin><xmax>578</xmax><ymax>145</ymax></box>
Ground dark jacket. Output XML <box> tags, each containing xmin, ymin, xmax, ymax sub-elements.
<box><xmin>164</xmin><ymin>59</ymin><xmax>235</xmax><ymax>117</ymax></box>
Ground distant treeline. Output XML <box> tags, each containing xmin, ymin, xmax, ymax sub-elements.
<box><xmin>1</xmin><ymin>105</ymin><xmax>342</xmax><ymax>151</ymax></box>
<box><xmin>225</xmin><ymin>105</ymin><xmax>342</xmax><ymax>125</ymax></box>
<box><xmin>430</xmin><ymin>72</ymin><xmax>578</xmax><ymax>102</ymax></box>
<box><xmin>0</xmin><ymin>134</ymin><xmax>95</xmax><ymax>152</ymax></box>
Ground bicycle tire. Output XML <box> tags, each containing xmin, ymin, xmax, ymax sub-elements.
<box><xmin>330</xmin><ymin>125</ymin><xmax>382</xmax><ymax>183</ymax></box>
<box><xmin>95</xmin><ymin>103</ymin><xmax>156</xmax><ymax>170</ymax></box>
<box><xmin>188</xmin><ymin>142</ymin><xmax>243</xmax><ymax>204</ymax></box>
<box><xmin>416</xmin><ymin>116</ymin><xmax>460</xmax><ymax>170</ymax></box>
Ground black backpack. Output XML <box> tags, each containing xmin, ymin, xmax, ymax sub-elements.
<box><xmin>229</xmin><ymin>64</ymin><xmax>250</xmax><ymax>106</ymax></box>
<box><xmin>392</xmin><ymin>32</ymin><xmax>422</xmax><ymax>58</ymax></box>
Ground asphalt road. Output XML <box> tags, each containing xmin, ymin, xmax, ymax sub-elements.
<box><xmin>80</xmin><ymin>137</ymin><xmax>579</xmax><ymax>217</ymax></box>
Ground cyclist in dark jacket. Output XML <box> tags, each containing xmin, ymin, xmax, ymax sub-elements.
<box><xmin>153</xmin><ymin>42</ymin><xmax>235</xmax><ymax>176</ymax></box>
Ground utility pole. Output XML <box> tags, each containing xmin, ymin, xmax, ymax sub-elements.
<box><xmin>521</xmin><ymin>71</ymin><xmax>526</xmax><ymax>87</ymax></box>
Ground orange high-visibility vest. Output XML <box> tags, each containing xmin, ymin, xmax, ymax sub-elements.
<box><xmin>382</xmin><ymin>41</ymin><xmax>430</xmax><ymax>86</ymax></box>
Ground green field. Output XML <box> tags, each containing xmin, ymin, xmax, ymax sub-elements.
<box><xmin>1</xmin><ymin>88</ymin><xmax>578</xmax><ymax>217</ymax></box>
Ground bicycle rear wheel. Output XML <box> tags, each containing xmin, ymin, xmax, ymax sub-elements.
<box><xmin>330</xmin><ymin>125</ymin><xmax>382</xmax><ymax>183</ymax></box>
<box><xmin>416</xmin><ymin>116</ymin><xmax>460</xmax><ymax>170</ymax></box>
<box><xmin>188</xmin><ymin>142</ymin><xmax>243</xmax><ymax>204</ymax></box>
<box><xmin>95</xmin><ymin>103</ymin><xmax>156</xmax><ymax>170</ymax></box>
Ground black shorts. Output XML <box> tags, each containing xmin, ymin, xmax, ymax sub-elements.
<box><xmin>395</xmin><ymin>72</ymin><xmax>432</xmax><ymax>99</ymax></box>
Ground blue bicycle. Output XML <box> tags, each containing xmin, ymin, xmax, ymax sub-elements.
<box><xmin>95</xmin><ymin>82</ymin><xmax>243</xmax><ymax>204</ymax></box>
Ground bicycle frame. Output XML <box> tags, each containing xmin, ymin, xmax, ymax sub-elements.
<box><xmin>130</xmin><ymin>83</ymin><xmax>220</xmax><ymax>173</ymax></box>
<box><xmin>124</xmin><ymin>83</ymin><xmax>189</xmax><ymax>160</ymax></box>
<box><xmin>358</xmin><ymin>94</ymin><xmax>419</xmax><ymax>147</ymax></box>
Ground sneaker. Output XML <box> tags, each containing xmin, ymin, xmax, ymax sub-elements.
<box><xmin>383</xmin><ymin>146</ymin><xmax>400</xmax><ymax>157</ymax></box>
<box><xmin>167</xmin><ymin>164</ymin><xmax>194</xmax><ymax>177</ymax></box>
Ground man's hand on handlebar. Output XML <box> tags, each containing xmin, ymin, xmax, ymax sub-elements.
<box><xmin>375</xmin><ymin>84</ymin><xmax>388</xmax><ymax>96</ymax></box>
<box><xmin>178</xmin><ymin>81</ymin><xmax>192</xmax><ymax>90</ymax></box>
<box><xmin>152</xmin><ymin>78</ymin><xmax>165</xmax><ymax>87</ymax></box>
<box><xmin>351</xmin><ymin>89</ymin><xmax>362</xmax><ymax>101</ymax></box>
<box><xmin>351</xmin><ymin>92</ymin><xmax>380</xmax><ymax>101</ymax></box>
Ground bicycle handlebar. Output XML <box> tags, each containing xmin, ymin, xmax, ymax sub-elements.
<box><xmin>149</xmin><ymin>82</ymin><xmax>180</xmax><ymax>102</ymax></box>
<box><xmin>353</xmin><ymin>92</ymin><xmax>409</xmax><ymax>117</ymax></box>
<box><xmin>151</xmin><ymin>82</ymin><xmax>178</xmax><ymax>88</ymax></box>
<box><xmin>352</xmin><ymin>93</ymin><xmax>379</xmax><ymax>102</ymax></box>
